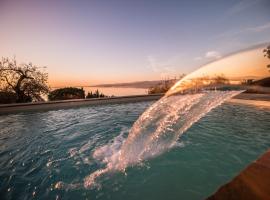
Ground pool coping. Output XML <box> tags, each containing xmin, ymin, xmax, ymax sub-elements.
<box><xmin>227</xmin><ymin>98</ymin><xmax>270</xmax><ymax>108</ymax></box>
<box><xmin>0</xmin><ymin>93</ymin><xmax>270</xmax><ymax>114</ymax></box>
<box><xmin>0</xmin><ymin>94</ymin><xmax>163</xmax><ymax>114</ymax></box>
<box><xmin>206</xmin><ymin>149</ymin><xmax>270</xmax><ymax>200</ymax></box>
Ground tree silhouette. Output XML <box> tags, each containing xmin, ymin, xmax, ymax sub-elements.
<box><xmin>263</xmin><ymin>45</ymin><xmax>270</xmax><ymax>71</ymax></box>
<box><xmin>0</xmin><ymin>57</ymin><xmax>49</xmax><ymax>103</ymax></box>
<box><xmin>86</xmin><ymin>89</ymin><xmax>106</xmax><ymax>98</ymax></box>
<box><xmin>48</xmin><ymin>87</ymin><xmax>85</xmax><ymax>101</ymax></box>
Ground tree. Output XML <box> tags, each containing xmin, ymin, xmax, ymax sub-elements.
<box><xmin>0</xmin><ymin>57</ymin><xmax>49</xmax><ymax>103</ymax></box>
<box><xmin>48</xmin><ymin>87</ymin><xmax>85</xmax><ymax>101</ymax></box>
<box><xmin>0</xmin><ymin>91</ymin><xmax>17</xmax><ymax>104</ymax></box>
<box><xmin>263</xmin><ymin>45</ymin><xmax>270</xmax><ymax>71</ymax></box>
<box><xmin>86</xmin><ymin>91</ymin><xmax>93</xmax><ymax>98</ymax></box>
<box><xmin>148</xmin><ymin>79</ymin><xmax>177</xmax><ymax>94</ymax></box>
<box><xmin>86</xmin><ymin>89</ymin><xmax>107</xmax><ymax>98</ymax></box>
<box><xmin>211</xmin><ymin>75</ymin><xmax>229</xmax><ymax>85</ymax></box>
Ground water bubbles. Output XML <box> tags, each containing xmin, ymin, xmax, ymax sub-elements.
<box><xmin>46</xmin><ymin>160</ymin><xmax>52</xmax><ymax>167</ymax></box>
<box><xmin>83</xmin><ymin>91</ymin><xmax>242</xmax><ymax>188</ymax></box>
<box><xmin>68</xmin><ymin>148</ymin><xmax>77</xmax><ymax>158</ymax></box>
<box><xmin>55</xmin><ymin>181</ymin><xmax>64</xmax><ymax>189</ymax></box>
<box><xmin>83</xmin><ymin>158</ymin><xmax>91</xmax><ymax>165</ymax></box>
<box><xmin>55</xmin><ymin>44</ymin><xmax>270</xmax><ymax>189</ymax></box>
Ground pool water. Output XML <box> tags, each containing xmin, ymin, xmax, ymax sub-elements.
<box><xmin>0</xmin><ymin>101</ymin><xmax>269</xmax><ymax>200</ymax></box>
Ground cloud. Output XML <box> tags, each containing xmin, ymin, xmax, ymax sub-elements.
<box><xmin>146</xmin><ymin>55</ymin><xmax>177</xmax><ymax>78</ymax></box>
<box><xmin>194</xmin><ymin>56</ymin><xmax>202</xmax><ymax>61</ymax></box>
<box><xmin>205</xmin><ymin>51</ymin><xmax>222</xmax><ymax>59</ymax></box>
<box><xmin>216</xmin><ymin>22</ymin><xmax>270</xmax><ymax>39</ymax></box>
<box><xmin>147</xmin><ymin>55</ymin><xmax>159</xmax><ymax>72</ymax></box>
<box><xmin>194</xmin><ymin>51</ymin><xmax>222</xmax><ymax>61</ymax></box>
<box><xmin>246</xmin><ymin>22</ymin><xmax>270</xmax><ymax>32</ymax></box>
<box><xmin>227</xmin><ymin>0</ymin><xmax>261</xmax><ymax>15</ymax></box>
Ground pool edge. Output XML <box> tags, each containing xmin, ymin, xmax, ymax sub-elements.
<box><xmin>0</xmin><ymin>94</ymin><xmax>163</xmax><ymax>114</ymax></box>
<box><xmin>1</xmin><ymin>93</ymin><xmax>270</xmax><ymax>114</ymax></box>
<box><xmin>206</xmin><ymin>149</ymin><xmax>270</xmax><ymax>200</ymax></box>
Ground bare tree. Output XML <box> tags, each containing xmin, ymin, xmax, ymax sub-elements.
<box><xmin>263</xmin><ymin>45</ymin><xmax>270</xmax><ymax>71</ymax></box>
<box><xmin>0</xmin><ymin>57</ymin><xmax>49</xmax><ymax>103</ymax></box>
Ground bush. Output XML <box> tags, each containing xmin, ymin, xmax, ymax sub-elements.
<box><xmin>148</xmin><ymin>79</ymin><xmax>176</xmax><ymax>94</ymax></box>
<box><xmin>86</xmin><ymin>89</ymin><xmax>107</xmax><ymax>98</ymax></box>
<box><xmin>0</xmin><ymin>91</ymin><xmax>17</xmax><ymax>104</ymax></box>
<box><xmin>48</xmin><ymin>87</ymin><xmax>85</xmax><ymax>101</ymax></box>
<box><xmin>251</xmin><ymin>77</ymin><xmax>270</xmax><ymax>87</ymax></box>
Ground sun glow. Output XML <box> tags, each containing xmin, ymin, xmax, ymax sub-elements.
<box><xmin>168</xmin><ymin>46</ymin><xmax>269</xmax><ymax>95</ymax></box>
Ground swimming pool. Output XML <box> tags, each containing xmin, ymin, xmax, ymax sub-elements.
<box><xmin>0</xmin><ymin>101</ymin><xmax>269</xmax><ymax>200</ymax></box>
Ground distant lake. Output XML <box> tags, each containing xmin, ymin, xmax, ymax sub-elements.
<box><xmin>84</xmin><ymin>87</ymin><xmax>147</xmax><ymax>96</ymax></box>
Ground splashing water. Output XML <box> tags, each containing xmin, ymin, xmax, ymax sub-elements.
<box><xmin>83</xmin><ymin>44</ymin><xmax>269</xmax><ymax>188</ymax></box>
<box><xmin>83</xmin><ymin>90</ymin><xmax>242</xmax><ymax>188</ymax></box>
<box><xmin>84</xmin><ymin>46</ymin><xmax>268</xmax><ymax>188</ymax></box>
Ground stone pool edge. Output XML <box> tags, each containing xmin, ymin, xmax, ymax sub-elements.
<box><xmin>206</xmin><ymin>149</ymin><xmax>270</xmax><ymax>200</ymax></box>
<box><xmin>0</xmin><ymin>94</ymin><xmax>163</xmax><ymax>114</ymax></box>
<box><xmin>0</xmin><ymin>93</ymin><xmax>270</xmax><ymax>114</ymax></box>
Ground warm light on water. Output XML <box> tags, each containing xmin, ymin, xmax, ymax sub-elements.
<box><xmin>83</xmin><ymin>44</ymin><xmax>270</xmax><ymax>187</ymax></box>
<box><xmin>1</xmin><ymin>0</ymin><xmax>270</xmax><ymax>198</ymax></box>
<box><xmin>0</xmin><ymin>102</ymin><xmax>270</xmax><ymax>199</ymax></box>
<box><xmin>0</xmin><ymin>44</ymin><xmax>269</xmax><ymax>200</ymax></box>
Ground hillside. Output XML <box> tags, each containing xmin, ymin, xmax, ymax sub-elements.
<box><xmin>93</xmin><ymin>80</ymin><xmax>165</xmax><ymax>89</ymax></box>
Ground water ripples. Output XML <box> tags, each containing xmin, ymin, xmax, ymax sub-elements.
<box><xmin>0</xmin><ymin>101</ymin><xmax>270</xmax><ymax>199</ymax></box>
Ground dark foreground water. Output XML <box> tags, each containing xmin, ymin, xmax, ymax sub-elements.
<box><xmin>0</xmin><ymin>101</ymin><xmax>269</xmax><ymax>200</ymax></box>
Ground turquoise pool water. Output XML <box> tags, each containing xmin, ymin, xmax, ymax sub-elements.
<box><xmin>0</xmin><ymin>101</ymin><xmax>270</xmax><ymax>200</ymax></box>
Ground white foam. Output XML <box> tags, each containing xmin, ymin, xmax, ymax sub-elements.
<box><xmin>83</xmin><ymin>90</ymin><xmax>243</xmax><ymax>188</ymax></box>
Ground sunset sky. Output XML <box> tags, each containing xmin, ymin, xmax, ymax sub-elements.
<box><xmin>0</xmin><ymin>0</ymin><xmax>270</xmax><ymax>87</ymax></box>
<box><xmin>169</xmin><ymin>46</ymin><xmax>270</xmax><ymax>96</ymax></box>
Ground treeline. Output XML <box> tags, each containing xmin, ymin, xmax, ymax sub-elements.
<box><xmin>148</xmin><ymin>75</ymin><xmax>232</xmax><ymax>94</ymax></box>
<box><xmin>0</xmin><ymin>57</ymin><xmax>108</xmax><ymax>104</ymax></box>
<box><xmin>48</xmin><ymin>87</ymin><xmax>107</xmax><ymax>101</ymax></box>
<box><xmin>0</xmin><ymin>86</ymin><xmax>108</xmax><ymax>104</ymax></box>
<box><xmin>1</xmin><ymin>46</ymin><xmax>270</xmax><ymax>104</ymax></box>
<box><xmin>148</xmin><ymin>79</ymin><xmax>178</xmax><ymax>94</ymax></box>
<box><xmin>1</xmin><ymin>86</ymin><xmax>108</xmax><ymax>104</ymax></box>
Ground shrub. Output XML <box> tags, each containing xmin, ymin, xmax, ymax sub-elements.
<box><xmin>86</xmin><ymin>89</ymin><xmax>107</xmax><ymax>98</ymax></box>
<box><xmin>148</xmin><ymin>79</ymin><xmax>177</xmax><ymax>94</ymax></box>
<box><xmin>0</xmin><ymin>91</ymin><xmax>17</xmax><ymax>104</ymax></box>
<box><xmin>48</xmin><ymin>87</ymin><xmax>85</xmax><ymax>101</ymax></box>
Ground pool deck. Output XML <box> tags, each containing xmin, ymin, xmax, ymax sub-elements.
<box><xmin>206</xmin><ymin>149</ymin><xmax>270</xmax><ymax>200</ymax></box>
<box><xmin>227</xmin><ymin>93</ymin><xmax>270</xmax><ymax>108</ymax></box>
<box><xmin>0</xmin><ymin>93</ymin><xmax>270</xmax><ymax>114</ymax></box>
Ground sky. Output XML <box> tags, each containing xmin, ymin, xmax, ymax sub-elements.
<box><xmin>0</xmin><ymin>0</ymin><xmax>270</xmax><ymax>87</ymax></box>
